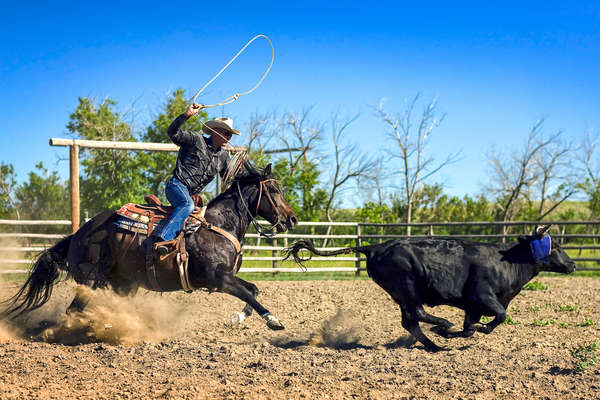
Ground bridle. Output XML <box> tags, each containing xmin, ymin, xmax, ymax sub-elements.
<box><xmin>237</xmin><ymin>178</ymin><xmax>283</xmax><ymax>238</ymax></box>
<box><xmin>256</xmin><ymin>178</ymin><xmax>278</xmax><ymax>214</ymax></box>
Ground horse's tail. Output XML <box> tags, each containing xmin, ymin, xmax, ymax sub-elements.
<box><xmin>1</xmin><ymin>234</ymin><xmax>73</xmax><ymax>319</ymax></box>
<box><xmin>282</xmin><ymin>239</ymin><xmax>372</xmax><ymax>267</ymax></box>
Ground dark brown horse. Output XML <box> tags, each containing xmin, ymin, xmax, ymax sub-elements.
<box><xmin>2</xmin><ymin>163</ymin><xmax>297</xmax><ymax>330</ymax></box>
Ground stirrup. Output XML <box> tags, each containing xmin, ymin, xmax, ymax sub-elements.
<box><xmin>156</xmin><ymin>244</ymin><xmax>170</xmax><ymax>256</ymax></box>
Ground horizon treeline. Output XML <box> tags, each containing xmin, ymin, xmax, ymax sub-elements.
<box><xmin>1</xmin><ymin>89</ymin><xmax>599</xmax><ymax>226</ymax></box>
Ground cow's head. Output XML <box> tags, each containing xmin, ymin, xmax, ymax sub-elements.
<box><xmin>531</xmin><ymin>225</ymin><xmax>576</xmax><ymax>274</ymax></box>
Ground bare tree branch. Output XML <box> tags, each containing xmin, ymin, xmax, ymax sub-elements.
<box><xmin>273</xmin><ymin>106</ymin><xmax>323</xmax><ymax>175</ymax></box>
<box><xmin>485</xmin><ymin>120</ymin><xmax>571</xmax><ymax>221</ymax></box>
<box><xmin>322</xmin><ymin>112</ymin><xmax>376</xmax><ymax>246</ymax></box>
<box><xmin>375</xmin><ymin>95</ymin><xmax>460</xmax><ymax>235</ymax></box>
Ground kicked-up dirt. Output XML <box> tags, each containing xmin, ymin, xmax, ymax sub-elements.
<box><xmin>0</xmin><ymin>277</ymin><xmax>599</xmax><ymax>399</ymax></box>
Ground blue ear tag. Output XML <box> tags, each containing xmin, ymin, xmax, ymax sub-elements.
<box><xmin>530</xmin><ymin>235</ymin><xmax>551</xmax><ymax>262</ymax></box>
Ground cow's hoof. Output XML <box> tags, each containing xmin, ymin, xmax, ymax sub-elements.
<box><xmin>430</xmin><ymin>325</ymin><xmax>460</xmax><ymax>338</ymax></box>
<box><xmin>262</xmin><ymin>313</ymin><xmax>285</xmax><ymax>330</ymax></box>
<box><xmin>424</xmin><ymin>343</ymin><xmax>449</xmax><ymax>352</ymax></box>
<box><xmin>231</xmin><ymin>311</ymin><xmax>247</xmax><ymax>326</ymax></box>
<box><xmin>477</xmin><ymin>324</ymin><xmax>494</xmax><ymax>334</ymax></box>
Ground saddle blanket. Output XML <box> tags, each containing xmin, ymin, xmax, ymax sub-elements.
<box><xmin>113</xmin><ymin>215</ymin><xmax>166</xmax><ymax>235</ymax></box>
<box><xmin>114</xmin><ymin>213</ymin><xmax>201</xmax><ymax>235</ymax></box>
<box><xmin>114</xmin><ymin>202</ymin><xmax>203</xmax><ymax>235</ymax></box>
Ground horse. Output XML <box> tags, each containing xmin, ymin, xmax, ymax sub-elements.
<box><xmin>1</xmin><ymin>162</ymin><xmax>298</xmax><ymax>330</ymax></box>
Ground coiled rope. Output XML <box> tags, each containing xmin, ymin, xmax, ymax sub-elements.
<box><xmin>190</xmin><ymin>34</ymin><xmax>274</xmax><ymax>108</ymax></box>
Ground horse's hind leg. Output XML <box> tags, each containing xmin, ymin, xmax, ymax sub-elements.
<box><xmin>221</xmin><ymin>275</ymin><xmax>284</xmax><ymax>330</ymax></box>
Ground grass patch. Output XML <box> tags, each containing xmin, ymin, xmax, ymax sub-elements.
<box><xmin>577</xmin><ymin>318</ymin><xmax>596</xmax><ymax>327</ymax></box>
<box><xmin>555</xmin><ymin>305</ymin><xmax>581</xmax><ymax>312</ymax></box>
<box><xmin>527</xmin><ymin>306</ymin><xmax>541</xmax><ymax>312</ymax></box>
<box><xmin>238</xmin><ymin>271</ymin><xmax>371</xmax><ymax>281</ymax></box>
<box><xmin>523</xmin><ymin>281</ymin><xmax>548</xmax><ymax>291</ymax></box>
<box><xmin>503</xmin><ymin>314</ymin><xmax>519</xmax><ymax>325</ymax></box>
<box><xmin>530</xmin><ymin>319</ymin><xmax>556</xmax><ymax>327</ymax></box>
<box><xmin>570</xmin><ymin>343</ymin><xmax>598</xmax><ymax>373</ymax></box>
<box><xmin>0</xmin><ymin>272</ymin><xmax>28</xmax><ymax>282</ymax></box>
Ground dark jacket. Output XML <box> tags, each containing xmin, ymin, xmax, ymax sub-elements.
<box><xmin>167</xmin><ymin>114</ymin><xmax>229</xmax><ymax>195</ymax></box>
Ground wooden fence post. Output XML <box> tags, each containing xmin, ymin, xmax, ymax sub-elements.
<box><xmin>69</xmin><ymin>144</ymin><xmax>80</xmax><ymax>233</ymax></box>
<box><xmin>355</xmin><ymin>224</ymin><xmax>361</xmax><ymax>276</ymax></box>
<box><xmin>272</xmin><ymin>237</ymin><xmax>278</xmax><ymax>275</ymax></box>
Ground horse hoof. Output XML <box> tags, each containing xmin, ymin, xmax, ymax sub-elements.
<box><xmin>263</xmin><ymin>313</ymin><xmax>285</xmax><ymax>330</ymax></box>
<box><xmin>267</xmin><ymin>319</ymin><xmax>285</xmax><ymax>330</ymax></box>
<box><xmin>231</xmin><ymin>311</ymin><xmax>247</xmax><ymax>326</ymax></box>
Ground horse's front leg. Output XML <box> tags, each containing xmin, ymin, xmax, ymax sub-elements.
<box><xmin>230</xmin><ymin>278</ymin><xmax>259</xmax><ymax>326</ymax></box>
<box><xmin>220</xmin><ymin>274</ymin><xmax>284</xmax><ymax>330</ymax></box>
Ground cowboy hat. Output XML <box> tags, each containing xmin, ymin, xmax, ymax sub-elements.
<box><xmin>202</xmin><ymin>118</ymin><xmax>240</xmax><ymax>136</ymax></box>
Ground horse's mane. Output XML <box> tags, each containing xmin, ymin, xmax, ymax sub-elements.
<box><xmin>208</xmin><ymin>160</ymin><xmax>268</xmax><ymax>207</ymax></box>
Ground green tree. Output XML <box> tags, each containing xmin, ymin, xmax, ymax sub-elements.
<box><xmin>0</xmin><ymin>162</ymin><xmax>17</xmax><ymax>219</ymax></box>
<box><xmin>273</xmin><ymin>158</ymin><xmax>327</xmax><ymax>221</ymax></box>
<box><xmin>354</xmin><ymin>201</ymin><xmax>393</xmax><ymax>223</ymax></box>
<box><xmin>14</xmin><ymin>163</ymin><xmax>69</xmax><ymax>225</ymax></box>
<box><xmin>67</xmin><ymin>97</ymin><xmax>145</xmax><ymax>214</ymax></box>
<box><xmin>139</xmin><ymin>89</ymin><xmax>209</xmax><ymax>197</ymax></box>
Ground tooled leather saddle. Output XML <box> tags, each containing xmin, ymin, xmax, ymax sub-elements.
<box><xmin>114</xmin><ymin>194</ymin><xmax>241</xmax><ymax>293</ymax></box>
<box><xmin>114</xmin><ymin>194</ymin><xmax>204</xmax><ymax>237</ymax></box>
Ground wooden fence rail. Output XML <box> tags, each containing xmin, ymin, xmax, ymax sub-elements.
<box><xmin>1</xmin><ymin>219</ymin><xmax>599</xmax><ymax>273</ymax></box>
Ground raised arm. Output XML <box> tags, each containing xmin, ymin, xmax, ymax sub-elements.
<box><xmin>167</xmin><ymin>103</ymin><xmax>205</xmax><ymax>146</ymax></box>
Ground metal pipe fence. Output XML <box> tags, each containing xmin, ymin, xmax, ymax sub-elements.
<box><xmin>1</xmin><ymin>219</ymin><xmax>599</xmax><ymax>273</ymax></box>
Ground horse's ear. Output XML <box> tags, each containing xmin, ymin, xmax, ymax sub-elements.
<box><xmin>263</xmin><ymin>163</ymin><xmax>272</xmax><ymax>177</ymax></box>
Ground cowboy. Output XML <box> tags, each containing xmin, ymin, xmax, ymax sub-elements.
<box><xmin>153</xmin><ymin>102</ymin><xmax>240</xmax><ymax>254</ymax></box>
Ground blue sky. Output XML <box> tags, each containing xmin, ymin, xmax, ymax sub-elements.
<box><xmin>1</xmin><ymin>1</ymin><xmax>598</xmax><ymax>200</ymax></box>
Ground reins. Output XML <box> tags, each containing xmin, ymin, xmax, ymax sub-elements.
<box><xmin>237</xmin><ymin>180</ymin><xmax>277</xmax><ymax>238</ymax></box>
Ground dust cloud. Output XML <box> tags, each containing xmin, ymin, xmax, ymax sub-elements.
<box><xmin>309</xmin><ymin>308</ymin><xmax>362</xmax><ymax>349</ymax></box>
<box><xmin>271</xmin><ymin>308</ymin><xmax>363</xmax><ymax>350</ymax></box>
<box><xmin>0</xmin><ymin>283</ymin><xmax>187</xmax><ymax>346</ymax></box>
<box><xmin>40</xmin><ymin>286</ymin><xmax>186</xmax><ymax>345</ymax></box>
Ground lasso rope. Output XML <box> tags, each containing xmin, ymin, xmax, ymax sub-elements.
<box><xmin>190</xmin><ymin>34</ymin><xmax>274</xmax><ymax>108</ymax></box>
<box><xmin>188</xmin><ymin>35</ymin><xmax>274</xmax><ymax>151</ymax></box>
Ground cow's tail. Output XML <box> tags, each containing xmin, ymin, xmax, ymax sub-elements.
<box><xmin>283</xmin><ymin>239</ymin><xmax>371</xmax><ymax>268</ymax></box>
<box><xmin>1</xmin><ymin>234</ymin><xmax>72</xmax><ymax>319</ymax></box>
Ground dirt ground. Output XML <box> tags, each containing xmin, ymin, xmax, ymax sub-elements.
<box><xmin>0</xmin><ymin>277</ymin><xmax>599</xmax><ymax>400</ymax></box>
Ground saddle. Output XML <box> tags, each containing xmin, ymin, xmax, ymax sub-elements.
<box><xmin>115</xmin><ymin>194</ymin><xmax>204</xmax><ymax>237</ymax></box>
<box><xmin>114</xmin><ymin>194</ymin><xmax>241</xmax><ymax>294</ymax></box>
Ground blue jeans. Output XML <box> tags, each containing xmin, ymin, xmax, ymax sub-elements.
<box><xmin>154</xmin><ymin>177</ymin><xmax>195</xmax><ymax>241</ymax></box>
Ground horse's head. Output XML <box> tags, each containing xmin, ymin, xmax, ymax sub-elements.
<box><xmin>250</xmin><ymin>163</ymin><xmax>297</xmax><ymax>232</ymax></box>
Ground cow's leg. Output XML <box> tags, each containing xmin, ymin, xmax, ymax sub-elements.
<box><xmin>399</xmin><ymin>304</ymin><xmax>443</xmax><ymax>351</ymax></box>
<box><xmin>460</xmin><ymin>310</ymin><xmax>482</xmax><ymax>337</ymax></box>
<box><xmin>416</xmin><ymin>306</ymin><xmax>453</xmax><ymax>328</ymax></box>
<box><xmin>382</xmin><ymin>278</ymin><xmax>444</xmax><ymax>351</ymax></box>
<box><xmin>475</xmin><ymin>296</ymin><xmax>506</xmax><ymax>334</ymax></box>
<box><xmin>440</xmin><ymin>310</ymin><xmax>481</xmax><ymax>338</ymax></box>
<box><xmin>230</xmin><ymin>278</ymin><xmax>259</xmax><ymax>326</ymax></box>
<box><xmin>220</xmin><ymin>274</ymin><xmax>284</xmax><ymax>330</ymax></box>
